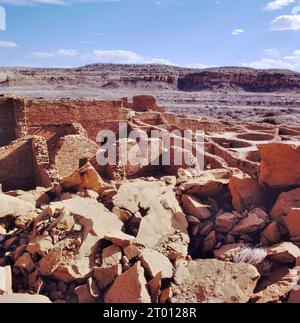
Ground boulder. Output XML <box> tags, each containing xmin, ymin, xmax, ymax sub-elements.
<box><xmin>104</xmin><ymin>262</ymin><xmax>151</xmax><ymax>303</ymax></box>
<box><xmin>112</xmin><ymin>180</ymin><xmax>189</xmax><ymax>254</ymax></box>
<box><xmin>104</xmin><ymin>232</ymin><xmax>135</xmax><ymax>247</ymax></box>
<box><xmin>60</xmin><ymin>162</ymin><xmax>110</xmax><ymax>196</ymax></box>
<box><xmin>181</xmin><ymin>168</ymin><xmax>245</xmax><ymax>198</ymax></box>
<box><xmin>271</xmin><ymin>188</ymin><xmax>300</xmax><ymax>221</ymax></box>
<box><xmin>282</xmin><ymin>208</ymin><xmax>300</xmax><ymax>238</ymax></box>
<box><xmin>181</xmin><ymin>194</ymin><xmax>212</xmax><ymax>220</ymax></box>
<box><xmin>230</xmin><ymin>210</ymin><xmax>267</xmax><ymax>235</ymax></box>
<box><xmin>172</xmin><ymin>259</ymin><xmax>260</xmax><ymax>303</ymax></box>
<box><xmin>14</xmin><ymin>252</ymin><xmax>35</xmax><ymax>273</ymax></box>
<box><xmin>0</xmin><ymin>194</ymin><xmax>35</xmax><ymax>223</ymax></box>
<box><xmin>0</xmin><ymin>266</ymin><xmax>12</xmax><ymax>295</ymax></box>
<box><xmin>201</xmin><ymin>231</ymin><xmax>217</xmax><ymax>254</ymax></box>
<box><xmin>229</xmin><ymin>177</ymin><xmax>266</xmax><ymax>213</ymax></box>
<box><xmin>267</xmin><ymin>242</ymin><xmax>300</xmax><ymax>264</ymax></box>
<box><xmin>140</xmin><ymin>249</ymin><xmax>173</xmax><ymax>279</ymax></box>
<box><xmin>94</xmin><ymin>264</ymin><xmax>122</xmax><ymax>290</ymax></box>
<box><xmin>252</xmin><ymin>266</ymin><xmax>299</xmax><ymax>303</ymax></box>
<box><xmin>51</xmin><ymin>197</ymin><xmax>123</xmax><ymax>240</ymax></box>
<box><xmin>261</xmin><ymin>222</ymin><xmax>281</xmax><ymax>244</ymax></box>
<box><xmin>74</xmin><ymin>284</ymin><xmax>97</xmax><ymax>303</ymax></box>
<box><xmin>215</xmin><ymin>212</ymin><xmax>239</xmax><ymax>233</ymax></box>
<box><xmin>259</xmin><ymin>143</ymin><xmax>300</xmax><ymax>189</ymax></box>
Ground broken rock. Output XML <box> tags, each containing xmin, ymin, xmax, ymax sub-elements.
<box><xmin>172</xmin><ymin>259</ymin><xmax>260</xmax><ymax>303</ymax></box>
<box><xmin>104</xmin><ymin>262</ymin><xmax>151</xmax><ymax>303</ymax></box>
<box><xmin>140</xmin><ymin>248</ymin><xmax>173</xmax><ymax>279</ymax></box>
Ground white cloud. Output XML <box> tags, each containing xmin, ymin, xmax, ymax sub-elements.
<box><xmin>242</xmin><ymin>49</ymin><xmax>300</xmax><ymax>71</ymax></box>
<box><xmin>0</xmin><ymin>40</ymin><xmax>18</xmax><ymax>47</ymax></box>
<box><xmin>232</xmin><ymin>28</ymin><xmax>245</xmax><ymax>36</ymax></box>
<box><xmin>271</xmin><ymin>14</ymin><xmax>300</xmax><ymax>30</ymax></box>
<box><xmin>264</xmin><ymin>0</ymin><xmax>294</xmax><ymax>11</ymax></box>
<box><xmin>83</xmin><ymin>49</ymin><xmax>173</xmax><ymax>65</ymax></box>
<box><xmin>31</xmin><ymin>49</ymin><xmax>79</xmax><ymax>58</ymax></box>
<box><xmin>57</xmin><ymin>49</ymin><xmax>79</xmax><ymax>56</ymax></box>
<box><xmin>263</xmin><ymin>48</ymin><xmax>281</xmax><ymax>58</ymax></box>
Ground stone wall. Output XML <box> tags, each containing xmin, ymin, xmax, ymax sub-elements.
<box><xmin>0</xmin><ymin>97</ymin><xmax>16</xmax><ymax>147</ymax></box>
<box><xmin>25</xmin><ymin>98</ymin><xmax>129</xmax><ymax>141</ymax></box>
<box><xmin>0</xmin><ymin>139</ymin><xmax>35</xmax><ymax>191</ymax></box>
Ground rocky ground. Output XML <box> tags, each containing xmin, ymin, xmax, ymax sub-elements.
<box><xmin>1</xmin><ymin>150</ymin><xmax>300</xmax><ymax>303</ymax></box>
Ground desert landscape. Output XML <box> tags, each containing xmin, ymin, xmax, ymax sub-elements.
<box><xmin>1</xmin><ymin>64</ymin><xmax>300</xmax><ymax>303</ymax></box>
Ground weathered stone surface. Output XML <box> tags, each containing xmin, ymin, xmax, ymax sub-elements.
<box><xmin>94</xmin><ymin>264</ymin><xmax>122</xmax><ymax>290</ymax></box>
<box><xmin>267</xmin><ymin>242</ymin><xmax>300</xmax><ymax>264</ymax></box>
<box><xmin>60</xmin><ymin>162</ymin><xmax>109</xmax><ymax>195</ymax></box>
<box><xmin>52</xmin><ymin>197</ymin><xmax>123</xmax><ymax>240</ymax></box>
<box><xmin>0</xmin><ymin>266</ymin><xmax>12</xmax><ymax>295</ymax></box>
<box><xmin>181</xmin><ymin>194</ymin><xmax>212</xmax><ymax>220</ymax></box>
<box><xmin>148</xmin><ymin>272</ymin><xmax>162</xmax><ymax>303</ymax></box>
<box><xmin>101</xmin><ymin>245</ymin><xmax>122</xmax><ymax>267</ymax></box>
<box><xmin>181</xmin><ymin>168</ymin><xmax>245</xmax><ymax>198</ymax></box>
<box><xmin>283</xmin><ymin>208</ymin><xmax>300</xmax><ymax>238</ymax></box>
<box><xmin>230</xmin><ymin>210</ymin><xmax>267</xmax><ymax>235</ymax></box>
<box><xmin>14</xmin><ymin>252</ymin><xmax>35</xmax><ymax>273</ymax></box>
<box><xmin>271</xmin><ymin>188</ymin><xmax>300</xmax><ymax>221</ymax></box>
<box><xmin>261</xmin><ymin>222</ymin><xmax>281</xmax><ymax>244</ymax></box>
<box><xmin>0</xmin><ymin>294</ymin><xmax>51</xmax><ymax>303</ymax></box>
<box><xmin>0</xmin><ymin>194</ymin><xmax>35</xmax><ymax>221</ymax></box>
<box><xmin>104</xmin><ymin>232</ymin><xmax>135</xmax><ymax>247</ymax></box>
<box><xmin>74</xmin><ymin>283</ymin><xmax>97</xmax><ymax>303</ymax></box>
<box><xmin>37</xmin><ymin>248</ymin><xmax>62</xmax><ymax>276</ymax></box>
<box><xmin>259</xmin><ymin>143</ymin><xmax>300</xmax><ymax>189</ymax></box>
<box><xmin>252</xmin><ymin>266</ymin><xmax>299</xmax><ymax>303</ymax></box>
<box><xmin>140</xmin><ymin>249</ymin><xmax>173</xmax><ymax>279</ymax></box>
<box><xmin>215</xmin><ymin>212</ymin><xmax>238</xmax><ymax>233</ymax></box>
<box><xmin>201</xmin><ymin>231</ymin><xmax>217</xmax><ymax>254</ymax></box>
<box><xmin>27</xmin><ymin>236</ymin><xmax>54</xmax><ymax>256</ymax></box>
<box><xmin>229</xmin><ymin>177</ymin><xmax>266</xmax><ymax>212</ymax></box>
<box><xmin>172</xmin><ymin>259</ymin><xmax>260</xmax><ymax>303</ymax></box>
<box><xmin>123</xmin><ymin>244</ymin><xmax>143</xmax><ymax>260</ymax></box>
<box><xmin>104</xmin><ymin>262</ymin><xmax>151</xmax><ymax>303</ymax></box>
<box><xmin>113</xmin><ymin>180</ymin><xmax>189</xmax><ymax>253</ymax></box>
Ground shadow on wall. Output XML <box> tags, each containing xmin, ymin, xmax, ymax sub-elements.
<box><xmin>0</xmin><ymin>140</ymin><xmax>35</xmax><ymax>191</ymax></box>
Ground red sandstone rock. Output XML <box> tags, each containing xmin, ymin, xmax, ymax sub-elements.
<box><xmin>259</xmin><ymin>143</ymin><xmax>300</xmax><ymax>189</ymax></box>
<box><xmin>14</xmin><ymin>252</ymin><xmax>35</xmax><ymax>273</ymax></box>
<box><xmin>181</xmin><ymin>194</ymin><xmax>212</xmax><ymax>220</ymax></box>
<box><xmin>261</xmin><ymin>222</ymin><xmax>281</xmax><ymax>244</ymax></box>
<box><xmin>140</xmin><ymin>249</ymin><xmax>173</xmax><ymax>279</ymax></box>
<box><xmin>282</xmin><ymin>208</ymin><xmax>300</xmax><ymax>238</ymax></box>
<box><xmin>267</xmin><ymin>242</ymin><xmax>300</xmax><ymax>264</ymax></box>
<box><xmin>94</xmin><ymin>264</ymin><xmax>122</xmax><ymax>290</ymax></box>
<box><xmin>271</xmin><ymin>188</ymin><xmax>300</xmax><ymax>221</ymax></box>
<box><xmin>230</xmin><ymin>210</ymin><xmax>267</xmax><ymax>235</ymax></box>
<box><xmin>229</xmin><ymin>177</ymin><xmax>266</xmax><ymax>213</ymax></box>
<box><xmin>171</xmin><ymin>259</ymin><xmax>260</xmax><ymax>303</ymax></box>
<box><xmin>215</xmin><ymin>212</ymin><xmax>239</xmax><ymax>233</ymax></box>
<box><xmin>104</xmin><ymin>262</ymin><xmax>151</xmax><ymax>303</ymax></box>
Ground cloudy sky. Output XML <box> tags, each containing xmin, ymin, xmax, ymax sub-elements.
<box><xmin>0</xmin><ymin>0</ymin><xmax>300</xmax><ymax>70</ymax></box>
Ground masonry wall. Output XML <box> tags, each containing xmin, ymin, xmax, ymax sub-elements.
<box><xmin>0</xmin><ymin>97</ymin><xmax>16</xmax><ymax>147</ymax></box>
<box><xmin>25</xmin><ymin>99</ymin><xmax>129</xmax><ymax>141</ymax></box>
<box><xmin>0</xmin><ymin>139</ymin><xmax>35</xmax><ymax>191</ymax></box>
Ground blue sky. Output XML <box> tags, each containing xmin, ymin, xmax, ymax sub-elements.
<box><xmin>0</xmin><ymin>0</ymin><xmax>300</xmax><ymax>70</ymax></box>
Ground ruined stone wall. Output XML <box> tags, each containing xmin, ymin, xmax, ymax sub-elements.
<box><xmin>25</xmin><ymin>98</ymin><xmax>129</xmax><ymax>141</ymax></box>
<box><xmin>0</xmin><ymin>97</ymin><xmax>16</xmax><ymax>147</ymax></box>
<box><xmin>54</xmin><ymin>135</ymin><xmax>99</xmax><ymax>178</ymax></box>
<box><xmin>0</xmin><ymin>139</ymin><xmax>35</xmax><ymax>191</ymax></box>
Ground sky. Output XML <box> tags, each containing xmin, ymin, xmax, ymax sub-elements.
<box><xmin>0</xmin><ymin>0</ymin><xmax>300</xmax><ymax>70</ymax></box>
